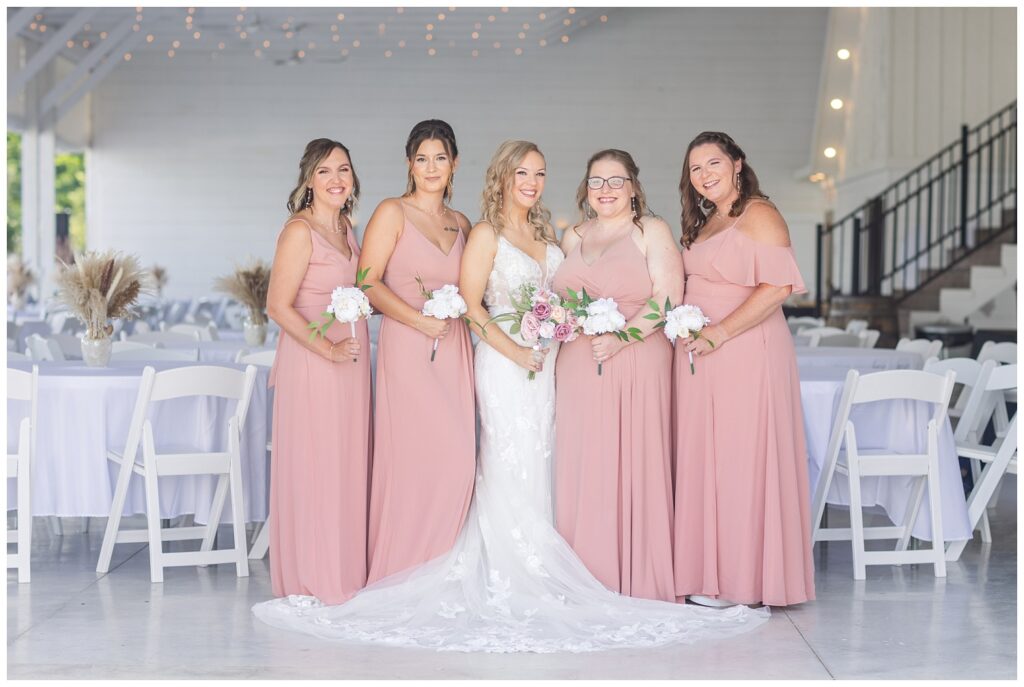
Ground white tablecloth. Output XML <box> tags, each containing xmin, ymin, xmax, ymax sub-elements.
<box><xmin>7</xmin><ymin>360</ymin><xmax>271</xmax><ymax>523</ymax></box>
<box><xmin>163</xmin><ymin>340</ymin><xmax>275</xmax><ymax>363</ymax></box>
<box><xmin>799</xmin><ymin>367</ymin><xmax>971</xmax><ymax>541</ymax></box>
<box><xmin>797</xmin><ymin>347</ymin><xmax>923</xmax><ymax>373</ymax></box>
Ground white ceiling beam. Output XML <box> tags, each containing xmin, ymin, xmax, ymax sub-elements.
<box><xmin>8</xmin><ymin>7</ymin><xmax>97</xmax><ymax>99</ymax></box>
<box><xmin>53</xmin><ymin>28</ymin><xmax>144</xmax><ymax>123</ymax></box>
<box><xmin>7</xmin><ymin>7</ymin><xmax>40</xmax><ymax>40</ymax></box>
<box><xmin>39</xmin><ymin>14</ymin><xmax>136</xmax><ymax>114</ymax></box>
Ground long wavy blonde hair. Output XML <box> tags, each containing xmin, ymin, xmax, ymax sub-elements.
<box><xmin>480</xmin><ymin>140</ymin><xmax>556</xmax><ymax>245</ymax></box>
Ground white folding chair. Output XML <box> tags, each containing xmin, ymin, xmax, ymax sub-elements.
<box><xmin>977</xmin><ymin>339</ymin><xmax>1017</xmax><ymax>419</ymax></box>
<box><xmin>110</xmin><ymin>346</ymin><xmax>199</xmax><ymax>362</ymax></box>
<box><xmin>234</xmin><ymin>348</ymin><xmax>276</xmax><ymax>559</ymax></box>
<box><xmin>896</xmin><ymin>337</ymin><xmax>943</xmax><ymax>361</ymax></box>
<box><xmin>945</xmin><ymin>364</ymin><xmax>1018</xmax><ymax>561</ymax></box>
<box><xmin>845</xmin><ymin>319</ymin><xmax>869</xmax><ymax>334</ymax></box>
<box><xmin>163</xmin><ymin>322</ymin><xmax>217</xmax><ymax>342</ymax></box>
<box><xmin>811</xmin><ymin>368</ymin><xmax>955</xmax><ymax>579</ymax></box>
<box><xmin>124</xmin><ymin>330</ymin><xmax>201</xmax><ymax>346</ymax></box>
<box><xmin>25</xmin><ymin>334</ymin><xmax>65</xmax><ymax>362</ymax></box>
<box><xmin>977</xmin><ymin>340</ymin><xmax>1017</xmax><ymax>365</ymax></box>
<box><xmin>812</xmin><ymin>330</ymin><xmax>863</xmax><ymax>348</ymax></box>
<box><xmin>96</xmin><ymin>365</ymin><xmax>258</xmax><ymax>582</ymax></box>
<box><xmin>788</xmin><ymin>316</ymin><xmax>824</xmax><ymax>335</ymax></box>
<box><xmin>7</xmin><ymin>366</ymin><xmax>38</xmax><ymax>583</ymax></box>
<box><xmin>859</xmin><ymin>329</ymin><xmax>881</xmax><ymax>349</ymax></box>
<box><xmin>234</xmin><ymin>349</ymin><xmax>277</xmax><ymax>367</ymax></box>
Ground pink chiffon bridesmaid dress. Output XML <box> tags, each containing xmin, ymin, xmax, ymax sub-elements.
<box><xmin>673</xmin><ymin>206</ymin><xmax>816</xmax><ymax>607</ymax></box>
<box><xmin>551</xmin><ymin>230</ymin><xmax>676</xmax><ymax>602</ymax></box>
<box><xmin>366</xmin><ymin>212</ymin><xmax>475</xmax><ymax>584</ymax></box>
<box><xmin>269</xmin><ymin>221</ymin><xmax>372</xmax><ymax>605</ymax></box>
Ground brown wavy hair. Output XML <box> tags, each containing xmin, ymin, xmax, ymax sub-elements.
<box><xmin>285</xmin><ymin>138</ymin><xmax>360</xmax><ymax>217</ymax></box>
<box><xmin>403</xmin><ymin>119</ymin><xmax>458</xmax><ymax>202</ymax></box>
<box><xmin>480</xmin><ymin>140</ymin><xmax>556</xmax><ymax>245</ymax></box>
<box><xmin>679</xmin><ymin>131</ymin><xmax>767</xmax><ymax>248</ymax></box>
<box><xmin>573</xmin><ymin>149</ymin><xmax>650</xmax><ymax>231</ymax></box>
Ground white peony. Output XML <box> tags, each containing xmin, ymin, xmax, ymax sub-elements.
<box><xmin>582</xmin><ymin>297</ymin><xmax>626</xmax><ymax>336</ymax></box>
<box><xmin>422</xmin><ymin>283</ymin><xmax>468</xmax><ymax>320</ymax></box>
<box><xmin>662</xmin><ymin>304</ymin><xmax>710</xmax><ymax>343</ymax></box>
<box><xmin>328</xmin><ymin>286</ymin><xmax>373</xmax><ymax>324</ymax></box>
<box><xmin>538</xmin><ymin>320</ymin><xmax>556</xmax><ymax>340</ymax></box>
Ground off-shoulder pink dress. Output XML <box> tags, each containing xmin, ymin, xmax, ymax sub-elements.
<box><xmin>366</xmin><ymin>213</ymin><xmax>476</xmax><ymax>584</ymax></box>
<box><xmin>551</xmin><ymin>230</ymin><xmax>676</xmax><ymax>602</ymax></box>
<box><xmin>268</xmin><ymin>222</ymin><xmax>372</xmax><ymax>605</ymax></box>
<box><xmin>673</xmin><ymin>210</ymin><xmax>815</xmax><ymax>607</ymax></box>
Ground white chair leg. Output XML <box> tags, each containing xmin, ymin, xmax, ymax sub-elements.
<box><xmin>896</xmin><ymin>475</ymin><xmax>927</xmax><ymax>554</ymax></box>
<box><xmin>248</xmin><ymin>515</ymin><xmax>270</xmax><ymax>560</ymax></box>
<box><xmin>228</xmin><ymin>453</ymin><xmax>249</xmax><ymax>578</ymax></box>
<box><xmin>96</xmin><ymin>458</ymin><xmax>135</xmax><ymax>574</ymax></box>
<box><xmin>200</xmin><ymin>475</ymin><xmax>230</xmax><ymax>553</ymax></box>
<box><xmin>46</xmin><ymin>516</ymin><xmax>63</xmax><ymax>537</ymax></box>
<box><xmin>846</xmin><ymin>430</ymin><xmax>867</xmax><ymax>580</ymax></box>
<box><xmin>17</xmin><ymin>452</ymin><xmax>31</xmax><ymax>583</ymax></box>
<box><xmin>927</xmin><ymin>438</ymin><xmax>946</xmax><ymax>577</ymax></box>
<box><xmin>970</xmin><ymin>460</ymin><xmax>993</xmax><ymax>542</ymax></box>
<box><xmin>142</xmin><ymin>445</ymin><xmax>165</xmax><ymax>584</ymax></box>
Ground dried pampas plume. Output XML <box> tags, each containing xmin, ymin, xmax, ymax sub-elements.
<box><xmin>54</xmin><ymin>250</ymin><xmax>148</xmax><ymax>339</ymax></box>
<box><xmin>7</xmin><ymin>255</ymin><xmax>36</xmax><ymax>304</ymax></box>
<box><xmin>213</xmin><ymin>257</ymin><xmax>271</xmax><ymax>326</ymax></box>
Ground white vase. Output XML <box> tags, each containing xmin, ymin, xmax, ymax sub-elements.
<box><xmin>81</xmin><ymin>336</ymin><xmax>112</xmax><ymax>367</ymax></box>
<box><xmin>243</xmin><ymin>317</ymin><xmax>268</xmax><ymax>347</ymax></box>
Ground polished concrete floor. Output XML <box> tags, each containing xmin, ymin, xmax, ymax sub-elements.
<box><xmin>8</xmin><ymin>478</ymin><xmax>1017</xmax><ymax>680</ymax></box>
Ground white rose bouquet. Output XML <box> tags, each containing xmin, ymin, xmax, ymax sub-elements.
<box><xmin>563</xmin><ymin>287</ymin><xmax>644</xmax><ymax>376</ymax></box>
<box><xmin>417</xmin><ymin>277</ymin><xmax>468</xmax><ymax>362</ymax></box>
<box><xmin>645</xmin><ymin>299</ymin><xmax>713</xmax><ymax>374</ymax></box>
<box><xmin>307</xmin><ymin>267</ymin><xmax>373</xmax><ymax>362</ymax></box>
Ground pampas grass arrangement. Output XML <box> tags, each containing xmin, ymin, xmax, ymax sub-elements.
<box><xmin>7</xmin><ymin>255</ymin><xmax>36</xmax><ymax>306</ymax></box>
<box><xmin>54</xmin><ymin>250</ymin><xmax>147</xmax><ymax>339</ymax></box>
<box><xmin>213</xmin><ymin>258</ymin><xmax>271</xmax><ymax>326</ymax></box>
<box><xmin>150</xmin><ymin>264</ymin><xmax>168</xmax><ymax>297</ymax></box>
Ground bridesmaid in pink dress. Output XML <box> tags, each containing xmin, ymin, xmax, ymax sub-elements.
<box><xmin>551</xmin><ymin>150</ymin><xmax>684</xmax><ymax>602</ymax></box>
<box><xmin>673</xmin><ymin>131</ymin><xmax>815</xmax><ymax>607</ymax></box>
<box><xmin>266</xmin><ymin>139</ymin><xmax>371</xmax><ymax>604</ymax></box>
<box><xmin>357</xmin><ymin>120</ymin><xmax>476</xmax><ymax>584</ymax></box>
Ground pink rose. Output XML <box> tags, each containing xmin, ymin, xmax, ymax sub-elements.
<box><xmin>532</xmin><ymin>302</ymin><xmax>552</xmax><ymax>321</ymax></box>
<box><xmin>549</xmin><ymin>305</ymin><xmax>566</xmax><ymax>323</ymax></box>
<box><xmin>553</xmin><ymin>322</ymin><xmax>574</xmax><ymax>342</ymax></box>
<box><xmin>566</xmin><ymin>313</ymin><xmax>579</xmax><ymax>328</ymax></box>
<box><xmin>532</xmin><ymin>289</ymin><xmax>551</xmax><ymax>305</ymax></box>
<box><xmin>521</xmin><ymin>311</ymin><xmax>541</xmax><ymax>342</ymax></box>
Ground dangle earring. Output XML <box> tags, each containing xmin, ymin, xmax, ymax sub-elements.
<box><xmin>631</xmin><ymin>195</ymin><xmax>639</xmax><ymax>219</ymax></box>
<box><xmin>497</xmin><ymin>192</ymin><xmax>503</xmax><ymax>210</ymax></box>
<box><xmin>735</xmin><ymin>172</ymin><xmax>742</xmax><ymax>194</ymax></box>
<box><xmin>304</xmin><ymin>187</ymin><xmax>313</xmax><ymax>208</ymax></box>
<box><xmin>698</xmin><ymin>195</ymin><xmax>714</xmax><ymax>215</ymax></box>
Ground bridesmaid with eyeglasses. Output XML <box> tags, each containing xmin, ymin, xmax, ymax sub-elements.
<box><xmin>357</xmin><ymin>119</ymin><xmax>476</xmax><ymax>584</ymax></box>
<box><xmin>551</xmin><ymin>149</ymin><xmax>683</xmax><ymax>601</ymax></box>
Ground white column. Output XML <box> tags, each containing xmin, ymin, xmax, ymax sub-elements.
<box><xmin>18</xmin><ymin>47</ymin><xmax>58</xmax><ymax>308</ymax></box>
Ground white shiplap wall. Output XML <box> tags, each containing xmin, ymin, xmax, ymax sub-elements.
<box><xmin>86</xmin><ymin>8</ymin><xmax>829</xmax><ymax>299</ymax></box>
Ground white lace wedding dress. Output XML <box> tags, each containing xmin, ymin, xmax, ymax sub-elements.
<box><xmin>252</xmin><ymin>236</ymin><xmax>769</xmax><ymax>652</ymax></box>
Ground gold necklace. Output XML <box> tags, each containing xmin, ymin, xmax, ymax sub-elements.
<box><xmin>310</xmin><ymin>213</ymin><xmax>346</xmax><ymax>235</ymax></box>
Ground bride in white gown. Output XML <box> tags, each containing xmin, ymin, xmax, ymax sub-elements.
<box><xmin>252</xmin><ymin>141</ymin><xmax>768</xmax><ymax>652</ymax></box>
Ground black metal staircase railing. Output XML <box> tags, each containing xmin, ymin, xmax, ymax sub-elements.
<box><xmin>815</xmin><ymin>101</ymin><xmax>1017</xmax><ymax>314</ymax></box>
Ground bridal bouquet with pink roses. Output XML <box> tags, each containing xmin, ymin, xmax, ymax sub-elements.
<box><xmin>486</xmin><ymin>284</ymin><xmax>580</xmax><ymax>380</ymax></box>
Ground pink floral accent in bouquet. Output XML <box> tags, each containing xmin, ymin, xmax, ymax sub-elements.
<box><xmin>485</xmin><ymin>284</ymin><xmax>579</xmax><ymax>379</ymax></box>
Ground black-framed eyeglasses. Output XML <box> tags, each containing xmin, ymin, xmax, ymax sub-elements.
<box><xmin>586</xmin><ymin>176</ymin><xmax>631</xmax><ymax>190</ymax></box>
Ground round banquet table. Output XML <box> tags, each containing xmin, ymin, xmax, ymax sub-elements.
<box><xmin>7</xmin><ymin>359</ymin><xmax>270</xmax><ymax>524</ymax></box>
